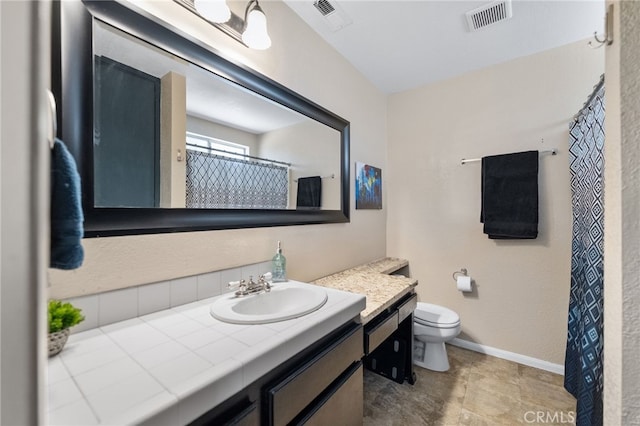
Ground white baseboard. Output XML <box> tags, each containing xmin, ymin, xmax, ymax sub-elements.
<box><xmin>449</xmin><ymin>338</ymin><xmax>564</xmax><ymax>375</ymax></box>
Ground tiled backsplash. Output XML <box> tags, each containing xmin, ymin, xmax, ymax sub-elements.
<box><xmin>65</xmin><ymin>260</ymin><xmax>272</xmax><ymax>334</ymax></box>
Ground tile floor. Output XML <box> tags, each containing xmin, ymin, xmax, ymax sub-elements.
<box><xmin>363</xmin><ymin>344</ymin><xmax>576</xmax><ymax>425</ymax></box>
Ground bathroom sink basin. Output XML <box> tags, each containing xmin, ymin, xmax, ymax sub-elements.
<box><xmin>209</xmin><ymin>282</ymin><xmax>328</xmax><ymax>324</ymax></box>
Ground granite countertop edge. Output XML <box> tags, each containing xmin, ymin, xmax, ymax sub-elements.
<box><xmin>312</xmin><ymin>257</ymin><xmax>417</xmax><ymax>324</ymax></box>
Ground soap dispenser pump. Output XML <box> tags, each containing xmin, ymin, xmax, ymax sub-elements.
<box><xmin>271</xmin><ymin>241</ymin><xmax>287</xmax><ymax>282</ymax></box>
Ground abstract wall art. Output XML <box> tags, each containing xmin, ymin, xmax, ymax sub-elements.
<box><xmin>355</xmin><ymin>162</ymin><xmax>382</xmax><ymax>209</ymax></box>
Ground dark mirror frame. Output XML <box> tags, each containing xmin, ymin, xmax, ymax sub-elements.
<box><xmin>52</xmin><ymin>0</ymin><xmax>350</xmax><ymax>237</ymax></box>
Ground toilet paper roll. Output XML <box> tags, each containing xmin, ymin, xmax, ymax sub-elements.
<box><xmin>456</xmin><ymin>275</ymin><xmax>472</xmax><ymax>292</ymax></box>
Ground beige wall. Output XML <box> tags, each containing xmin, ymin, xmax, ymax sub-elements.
<box><xmin>160</xmin><ymin>72</ymin><xmax>187</xmax><ymax>208</ymax></box>
<box><xmin>186</xmin><ymin>115</ymin><xmax>260</xmax><ymax>154</ymax></box>
<box><xmin>603</xmin><ymin>2</ymin><xmax>621</xmax><ymax>421</ymax></box>
<box><xmin>48</xmin><ymin>0</ymin><xmax>388</xmax><ymax>299</ymax></box>
<box><xmin>604</xmin><ymin>2</ymin><xmax>640</xmax><ymax>424</ymax></box>
<box><xmin>259</xmin><ymin>120</ymin><xmax>341</xmax><ymax>210</ymax></box>
<box><xmin>1</xmin><ymin>1</ymin><xmax>50</xmax><ymax>422</ymax></box>
<box><xmin>387</xmin><ymin>40</ymin><xmax>604</xmax><ymax>365</ymax></box>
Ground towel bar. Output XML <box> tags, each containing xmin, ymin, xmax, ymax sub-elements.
<box><xmin>460</xmin><ymin>149</ymin><xmax>556</xmax><ymax>165</ymax></box>
<box><xmin>294</xmin><ymin>174</ymin><xmax>334</xmax><ymax>183</ymax></box>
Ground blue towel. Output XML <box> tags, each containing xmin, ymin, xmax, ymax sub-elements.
<box><xmin>50</xmin><ymin>138</ymin><xmax>84</xmax><ymax>270</ymax></box>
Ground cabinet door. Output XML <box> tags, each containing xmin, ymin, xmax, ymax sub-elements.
<box><xmin>225</xmin><ymin>402</ymin><xmax>259</xmax><ymax>426</ymax></box>
<box><xmin>298</xmin><ymin>363</ymin><xmax>363</xmax><ymax>426</ymax></box>
<box><xmin>189</xmin><ymin>398</ymin><xmax>259</xmax><ymax>426</ymax></box>
<box><xmin>266</xmin><ymin>325</ymin><xmax>363</xmax><ymax>425</ymax></box>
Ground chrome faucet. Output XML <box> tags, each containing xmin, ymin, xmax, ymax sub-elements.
<box><xmin>228</xmin><ymin>273</ymin><xmax>272</xmax><ymax>297</ymax></box>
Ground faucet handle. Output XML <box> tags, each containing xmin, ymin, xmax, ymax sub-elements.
<box><xmin>227</xmin><ymin>279</ymin><xmax>245</xmax><ymax>290</ymax></box>
<box><xmin>258</xmin><ymin>273</ymin><xmax>272</xmax><ymax>292</ymax></box>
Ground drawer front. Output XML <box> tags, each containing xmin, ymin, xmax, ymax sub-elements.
<box><xmin>269</xmin><ymin>326</ymin><xmax>363</xmax><ymax>426</ymax></box>
<box><xmin>365</xmin><ymin>311</ymin><xmax>398</xmax><ymax>354</ymax></box>
<box><xmin>300</xmin><ymin>363</ymin><xmax>363</xmax><ymax>426</ymax></box>
<box><xmin>397</xmin><ymin>293</ymin><xmax>417</xmax><ymax>323</ymax></box>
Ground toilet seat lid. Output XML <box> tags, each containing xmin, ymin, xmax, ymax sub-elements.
<box><xmin>414</xmin><ymin>302</ymin><xmax>460</xmax><ymax>326</ymax></box>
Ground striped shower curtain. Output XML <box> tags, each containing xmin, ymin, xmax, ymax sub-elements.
<box><xmin>564</xmin><ymin>77</ymin><xmax>605</xmax><ymax>426</ymax></box>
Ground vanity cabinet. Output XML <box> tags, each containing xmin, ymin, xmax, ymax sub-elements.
<box><xmin>312</xmin><ymin>258</ymin><xmax>419</xmax><ymax>386</ymax></box>
<box><xmin>364</xmin><ymin>292</ymin><xmax>417</xmax><ymax>384</ymax></box>
<box><xmin>190</xmin><ymin>321</ymin><xmax>363</xmax><ymax>426</ymax></box>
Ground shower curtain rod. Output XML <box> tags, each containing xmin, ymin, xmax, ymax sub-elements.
<box><xmin>460</xmin><ymin>149</ymin><xmax>557</xmax><ymax>165</ymax></box>
<box><xmin>186</xmin><ymin>143</ymin><xmax>291</xmax><ymax>167</ymax></box>
<box><xmin>573</xmin><ymin>74</ymin><xmax>605</xmax><ymax>121</ymax></box>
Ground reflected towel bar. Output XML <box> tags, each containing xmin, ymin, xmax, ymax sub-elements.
<box><xmin>460</xmin><ymin>149</ymin><xmax>557</xmax><ymax>165</ymax></box>
<box><xmin>294</xmin><ymin>174</ymin><xmax>334</xmax><ymax>182</ymax></box>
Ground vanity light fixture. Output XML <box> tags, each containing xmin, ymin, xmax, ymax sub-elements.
<box><xmin>177</xmin><ymin>0</ymin><xmax>271</xmax><ymax>50</ymax></box>
<box><xmin>241</xmin><ymin>0</ymin><xmax>272</xmax><ymax>50</ymax></box>
<box><xmin>194</xmin><ymin>0</ymin><xmax>231</xmax><ymax>23</ymax></box>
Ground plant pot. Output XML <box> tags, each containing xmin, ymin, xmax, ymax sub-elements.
<box><xmin>48</xmin><ymin>328</ymin><xmax>70</xmax><ymax>357</ymax></box>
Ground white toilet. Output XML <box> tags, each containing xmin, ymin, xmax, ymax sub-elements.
<box><xmin>413</xmin><ymin>302</ymin><xmax>461</xmax><ymax>372</ymax></box>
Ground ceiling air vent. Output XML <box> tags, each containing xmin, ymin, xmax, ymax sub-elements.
<box><xmin>465</xmin><ymin>0</ymin><xmax>513</xmax><ymax>32</ymax></box>
<box><xmin>313</xmin><ymin>0</ymin><xmax>352</xmax><ymax>32</ymax></box>
<box><xmin>313</xmin><ymin>0</ymin><xmax>335</xmax><ymax>16</ymax></box>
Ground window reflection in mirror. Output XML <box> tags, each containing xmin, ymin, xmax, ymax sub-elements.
<box><xmin>93</xmin><ymin>20</ymin><xmax>341</xmax><ymax>211</ymax></box>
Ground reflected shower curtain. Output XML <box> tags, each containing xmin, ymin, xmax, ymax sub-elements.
<box><xmin>185</xmin><ymin>150</ymin><xmax>288</xmax><ymax>209</ymax></box>
<box><xmin>564</xmin><ymin>77</ymin><xmax>605</xmax><ymax>426</ymax></box>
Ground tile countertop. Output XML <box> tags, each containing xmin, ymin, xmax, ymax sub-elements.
<box><xmin>313</xmin><ymin>257</ymin><xmax>418</xmax><ymax>324</ymax></box>
<box><xmin>47</xmin><ymin>281</ymin><xmax>365</xmax><ymax>426</ymax></box>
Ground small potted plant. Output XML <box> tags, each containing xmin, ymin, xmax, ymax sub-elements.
<box><xmin>48</xmin><ymin>299</ymin><xmax>84</xmax><ymax>357</ymax></box>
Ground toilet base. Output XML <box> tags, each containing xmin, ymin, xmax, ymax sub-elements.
<box><xmin>413</xmin><ymin>339</ymin><xmax>450</xmax><ymax>372</ymax></box>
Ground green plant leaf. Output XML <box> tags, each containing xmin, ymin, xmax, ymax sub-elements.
<box><xmin>48</xmin><ymin>300</ymin><xmax>85</xmax><ymax>333</ymax></box>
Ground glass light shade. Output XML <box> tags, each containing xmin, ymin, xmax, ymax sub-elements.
<box><xmin>241</xmin><ymin>7</ymin><xmax>272</xmax><ymax>50</ymax></box>
<box><xmin>194</xmin><ymin>0</ymin><xmax>231</xmax><ymax>24</ymax></box>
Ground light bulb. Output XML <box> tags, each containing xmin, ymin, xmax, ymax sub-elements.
<box><xmin>241</xmin><ymin>6</ymin><xmax>271</xmax><ymax>50</ymax></box>
<box><xmin>194</xmin><ymin>0</ymin><xmax>231</xmax><ymax>24</ymax></box>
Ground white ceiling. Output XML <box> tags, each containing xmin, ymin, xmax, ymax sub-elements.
<box><xmin>95</xmin><ymin>20</ymin><xmax>307</xmax><ymax>134</ymax></box>
<box><xmin>283</xmin><ymin>0</ymin><xmax>605</xmax><ymax>93</ymax></box>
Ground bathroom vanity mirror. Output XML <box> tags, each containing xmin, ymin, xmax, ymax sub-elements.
<box><xmin>53</xmin><ymin>0</ymin><xmax>350</xmax><ymax>237</ymax></box>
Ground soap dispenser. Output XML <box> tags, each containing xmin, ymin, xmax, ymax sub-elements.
<box><xmin>271</xmin><ymin>241</ymin><xmax>287</xmax><ymax>282</ymax></box>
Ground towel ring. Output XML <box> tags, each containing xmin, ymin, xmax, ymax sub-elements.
<box><xmin>452</xmin><ymin>268</ymin><xmax>468</xmax><ymax>282</ymax></box>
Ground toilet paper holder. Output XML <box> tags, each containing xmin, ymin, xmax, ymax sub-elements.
<box><xmin>452</xmin><ymin>268</ymin><xmax>468</xmax><ymax>281</ymax></box>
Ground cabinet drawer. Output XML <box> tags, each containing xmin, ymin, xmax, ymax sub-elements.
<box><xmin>365</xmin><ymin>311</ymin><xmax>398</xmax><ymax>354</ymax></box>
<box><xmin>397</xmin><ymin>293</ymin><xmax>417</xmax><ymax>323</ymax></box>
<box><xmin>267</xmin><ymin>325</ymin><xmax>363</xmax><ymax>426</ymax></box>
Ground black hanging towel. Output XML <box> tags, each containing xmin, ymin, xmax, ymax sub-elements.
<box><xmin>296</xmin><ymin>176</ymin><xmax>322</xmax><ymax>209</ymax></box>
<box><xmin>480</xmin><ymin>150</ymin><xmax>539</xmax><ymax>239</ymax></box>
